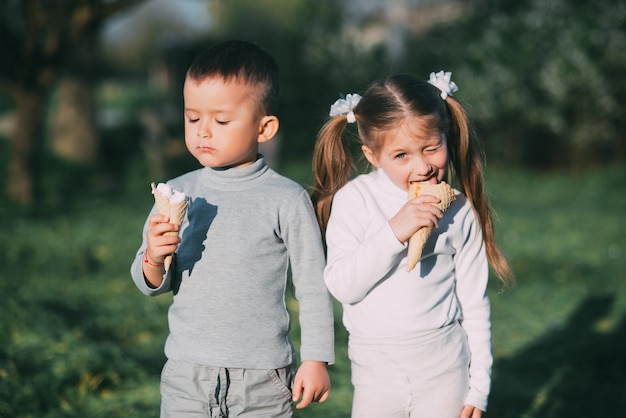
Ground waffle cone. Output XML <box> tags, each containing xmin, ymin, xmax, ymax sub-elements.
<box><xmin>406</xmin><ymin>181</ymin><xmax>455</xmax><ymax>272</ymax></box>
<box><xmin>151</xmin><ymin>182</ymin><xmax>189</xmax><ymax>271</ymax></box>
<box><xmin>152</xmin><ymin>187</ymin><xmax>170</xmax><ymax>216</ymax></box>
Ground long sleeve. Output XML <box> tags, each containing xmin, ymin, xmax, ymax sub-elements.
<box><xmin>129</xmin><ymin>157</ymin><xmax>334</xmax><ymax>369</ymax></box>
<box><xmin>323</xmin><ymin>169</ymin><xmax>493</xmax><ymax>410</ymax></box>
<box><xmin>453</xmin><ymin>208</ymin><xmax>492</xmax><ymax>411</ymax></box>
<box><xmin>285</xmin><ymin>190</ymin><xmax>335</xmax><ymax>364</ymax></box>
<box><xmin>129</xmin><ymin>205</ymin><xmax>175</xmax><ymax>297</ymax></box>
<box><xmin>324</xmin><ymin>184</ymin><xmax>406</xmax><ymax>304</ymax></box>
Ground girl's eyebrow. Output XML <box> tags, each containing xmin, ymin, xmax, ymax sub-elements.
<box><xmin>417</xmin><ymin>135</ymin><xmax>442</xmax><ymax>146</ymax></box>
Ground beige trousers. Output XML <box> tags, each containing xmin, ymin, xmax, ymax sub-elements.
<box><xmin>159</xmin><ymin>359</ymin><xmax>295</xmax><ymax>417</ymax></box>
<box><xmin>349</xmin><ymin>322</ymin><xmax>470</xmax><ymax>418</ymax></box>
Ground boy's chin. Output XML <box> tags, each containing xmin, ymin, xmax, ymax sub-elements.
<box><xmin>205</xmin><ymin>158</ymin><xmax>259</xmax><ymax>170</ymax></box>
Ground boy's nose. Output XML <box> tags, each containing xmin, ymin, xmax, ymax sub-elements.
<box><xmin>198</xmin><ymin>122</ymin><xmax>211</xmax><ymax>138</ymax></box>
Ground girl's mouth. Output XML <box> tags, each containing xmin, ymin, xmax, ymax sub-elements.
<box><xmin>409</xmin><ymin>177</ymin><xmax>438</xmax><ymax>186</ymax></box>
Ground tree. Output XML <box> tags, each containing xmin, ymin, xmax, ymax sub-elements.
<box><xmin>406</xmin><ymin>0</ymin><xmax>626</xmax><ymax>169</ymax></box>
<box><xmin>0</xmin><ymin>0</ymin><xmax>144</xmax><ymax>206</ymax></box>
<box><xmin>207</xmin><ymin>0</ymin><xmax>388</xmax><ymax>164</ymax></box>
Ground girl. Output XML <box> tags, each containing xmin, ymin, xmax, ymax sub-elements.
<box><xmin>312</xmin><ymin>72</ymin><xmax>514</xmax><ymax>418</ymax></box>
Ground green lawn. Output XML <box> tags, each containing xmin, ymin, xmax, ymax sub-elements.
<box><xmin>1</xmin><ymin>163</ymin><xmax>624</xmax><ymax>417</ymax></box>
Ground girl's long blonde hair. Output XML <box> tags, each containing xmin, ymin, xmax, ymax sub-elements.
<box><xmin>312</xmin><ymin>74</ymin><xmax>514</xmax><ymax>286</ymax></box>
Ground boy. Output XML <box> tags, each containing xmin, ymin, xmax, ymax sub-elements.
<box><xmin>130</xmin><ymin>40</ymin><xmax>335</xmax><ymax>417</ymax></box>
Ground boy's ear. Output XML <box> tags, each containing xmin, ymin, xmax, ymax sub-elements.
<box><xmin>257</xmin><ymin>116</ymin><xmax>279</xmax><ymax>143</ymax></box>
<box><xmin>361</xmin><ymin>145</ymin><xmax>379</xmax><ymax>167</ymax></box>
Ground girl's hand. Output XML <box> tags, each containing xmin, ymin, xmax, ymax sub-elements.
<box><xmin>145</xmin><ymin>214</ymin><xmax>181</xmax><ymax>265</ymax></box>
<box><xmin>389</xmin><ymin>193</ymin><xmax>443</xmax><ymax>243</ymax></box>
<box><xmin>460</xmin><ymin>404</ymin><xmax>483</xmax><ymax>418</ymax></box>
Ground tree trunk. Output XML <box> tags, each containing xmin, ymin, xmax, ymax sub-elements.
<box><xmin>49</xmin><ymin>77</ymin><xmax>99</xmax><ymax>163</ymax></box>
<box><xmin>7</xmin><ymin>88</ymin><xmax>45</xmax><ymax>206</ymax></box>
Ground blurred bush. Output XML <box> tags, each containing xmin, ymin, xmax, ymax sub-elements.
<box><xmin>155</xmin><ymin>0</ymin><xmax>626</xmax><ymax>173</ymax></box>
<box><xmin>1</xmin><ymin>0</ymin><xmax>624</xmax><ymax>206</ymax></box>
<box><xmin>406</xmin><ymin>0</ymin><xmax>626</xmax><ymax>169</ymax></box>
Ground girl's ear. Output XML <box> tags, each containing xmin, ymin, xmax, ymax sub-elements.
<box><xmin>361</xmin><ymin>145</ymin><xmax>379</xmax><ymax>167</ymax></box>
<box><xmin>257</xmin><ymin>116</ymin><xmax>279</xmax><ymax>143</ymax></box>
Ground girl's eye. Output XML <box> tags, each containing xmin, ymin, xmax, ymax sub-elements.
<box><xmin>216</xmin><ymin>120</ymin><xmax>230</xmax><ymax>125</ymax></box>
<box><xmin>187</xmin><ymin>118</ymin><xmax>199</xmax><ymax>123</ymax></box>
<box><xmin>425</xmin><ymin>145</ymin><xmax>442</xmax><ymax>153</ymax></box>
<box><xmin>395</xmin><ymin>153</ymin><xmax>407</xmax><ymax>159</ymax></box>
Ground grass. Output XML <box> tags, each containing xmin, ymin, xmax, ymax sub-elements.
<box><xmin>0</xmin><ymin>162</ymin><xmax>625</xmax><ymax>417</ymax></box>
<box><xmin>484</xmin><ymin>164</ymin><xmax>626</xmax><ymax>417</ymax></box>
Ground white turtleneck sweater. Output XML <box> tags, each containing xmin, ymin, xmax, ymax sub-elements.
<box><xmin>131</xmin><ymin>156</ymin><xmax>335</xmax><ymax>370</ymax></box>
<box><xmin>324</xmin><ymin>168</ymin><xmax>491</xmax><ymax>411</ymax></box>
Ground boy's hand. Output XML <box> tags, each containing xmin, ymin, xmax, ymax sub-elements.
<box><xmin>292</xmin><ymin>361</ymin><xmax>330</xmax><ymax>409</ymax></box>
<box><xmin>142</xmin><ymin>214</ymin><xmax>181</xmax><ymax>287</ymax></box>
<box><xmin>146</xmin><ymin>214</ymin><xmax>181</xmax><ymax>264</ymax></box>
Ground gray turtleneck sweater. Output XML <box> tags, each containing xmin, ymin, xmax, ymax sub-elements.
<box><xmin>130</xmin><ymin>156</ymin><xmax>335</xmax><ymax>369</ymax></box>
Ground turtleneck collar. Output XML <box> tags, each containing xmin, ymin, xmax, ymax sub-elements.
<box><xmin>372</xmin><ymin>168</ymin><xmax>408</xmax><ymax>199</ymax></box>
<box><xmin>201</xmin><ymin>154</ymin><xmax>269</xmax><ymax>190</ymax></box>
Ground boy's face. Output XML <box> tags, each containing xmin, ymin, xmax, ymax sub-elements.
<box><xmin>183</xmin><ymin>77</ymin><xmax>276</xmax><ymax>169</ymax></box>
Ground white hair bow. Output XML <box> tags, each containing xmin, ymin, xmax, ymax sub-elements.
<box><xmin>329</xmin><ymin>93</ymin><xmax>362</xmax><ymax>123</ymax></box>
<box><xmin>428</xmin><ymin>70</ymin><xmax>459</xmax><ymax>100</ymax></box>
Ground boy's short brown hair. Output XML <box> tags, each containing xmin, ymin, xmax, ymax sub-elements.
<box><xmin>186</xmin><ymin>40</ymin><xmax>279</xmax><ymax>115</ymax></box>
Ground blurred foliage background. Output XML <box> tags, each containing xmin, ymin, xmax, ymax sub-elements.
<box><xmin>0</xmin><ymin>0</ymin><xmax>625</xmax><ymax>416</ymax></box>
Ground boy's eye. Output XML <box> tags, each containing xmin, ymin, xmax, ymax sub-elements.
<box><xmin>216</xmin><ymin>120</ymin><xmax>230</xmax><ymax>125</ymax></box>
<box><xmin>187</xmin><ymin>118</ymin><xmax>199</xmax><ymax>123</ymax></box>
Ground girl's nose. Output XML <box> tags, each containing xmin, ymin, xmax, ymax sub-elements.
<box><xmin>413</xmin><ymin>156</ymin><xmax>432</xmax><ymax>176</ymax></box>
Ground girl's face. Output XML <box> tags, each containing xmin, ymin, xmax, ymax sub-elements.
<box><xmin>183</xmin><ymin>77</ymin><xmax>278</xmax><ymax>169</ymax></box>
<box><xmin>362</xmin><ymin>116</ymin><xmax>448</xmax><ymax>192</ymax></box>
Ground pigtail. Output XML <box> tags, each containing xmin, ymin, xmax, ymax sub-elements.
<box><xmin>446</xmin><ymin>98</ymin><xmax>515</xmax><ymax>287</ymax></box>
<box><xmin>445</xmin><ymin>98</ymin><xmax>482</xmax><ymax>204</ymax></box>
<box><xmin>312</xmin><ymin>116</ymin><xmax>354</xmax><ymax>235</ymax></box>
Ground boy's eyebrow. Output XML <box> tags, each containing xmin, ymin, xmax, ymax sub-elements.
<box><xmin>183</xmin><ymin>108</ymin><xmax>202</xmax><ymax>115</ymax></box>
<box><xmin>184</xmin><ymin>107</ymin><xmax>234</xmax><ymax>115</ymax></box>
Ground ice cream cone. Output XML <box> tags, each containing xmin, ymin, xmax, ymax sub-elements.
<box><xmin>406</xmin><ymin>181</ymin><xmax>455</xmax><ymax>272</ymax></box>
<box><xmin>151</xmin><ymin>182</ymin><xmax>189</xmax><ymax>271</ymax></box>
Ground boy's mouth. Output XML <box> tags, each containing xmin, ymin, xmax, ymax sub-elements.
<box><xmin>197</xmin><ymin>145</ymin><xmax>216</xmax><ymax>153</ymax></box>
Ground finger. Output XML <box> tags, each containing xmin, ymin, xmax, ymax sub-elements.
<box><xmin>150</xmin><ymin>222</ymin><xmax>180</xmax><ymax>238</ymax></box>
<box><xmin>410</xmin><ymin>194</ymin><xmax>441</xmax><ymax>205</ymax></box>
<box><xmin>317</xmin><ymin>389</ymin><xmax>330</xmax><ymax>404</ymax></box>
<box><xmin>149</xmin><ymin>214</ymin><xmax>170</xmax><ymax>225</ymax></box>
<box><xmin>295</xmin><ymin>388</ymin><xmax>314</xmax><ymax>409</ymax></box>
<box><xmin>291</xmin><ymin>381</ymin><xmax>302</xmax><ymax>404</ymax></box>
<box><xmin>154</xmin><ymin>238</ymin><xmax>181</xmax><ymax>253</ymax></box>
<box><xmin>415</xmin><ymin>212</ymin><xmax>441</xmax><ymax>229</ymax></box>
<box><xmin>459</xmin><ymin>404</ymin><xmax>477</xmax><ymax>418</ymax></box>
<box><xmin>148</xmin><ymin>234</ymin><xmax>180</xmax><ymax>253</ymax></box>
<box><xmin>417</xmin><ymin>203</ymin><xmax>443</xmax><ymax>217</ymax></box>
<box><xmin>418</xmin><ymin>207</ymin><xmax>443</xmax><ymax>223</ymax></box>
